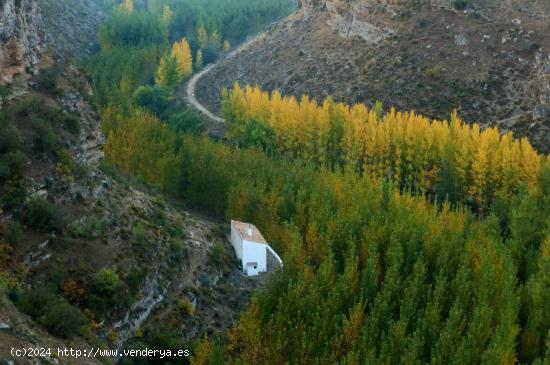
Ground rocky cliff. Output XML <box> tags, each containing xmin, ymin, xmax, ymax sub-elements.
<box><xmin>0</xmin><ymin>0</ymin><xmax>106</xmax><ymax>86</ymax></box>
<box><xmin>0</xmin><ymin>0</ymin><xmax>43</xmax><ymax>85</ymax></box>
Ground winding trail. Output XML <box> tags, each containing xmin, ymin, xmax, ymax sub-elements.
<box><xmin>185</xmin><ymin>30</ymin><xmax>268</xmax><ymax>123</ymax></box>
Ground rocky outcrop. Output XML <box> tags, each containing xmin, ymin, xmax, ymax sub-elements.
<box><xmin>0</xmin><ymin>0</ymin><xmax>43</xmax><ymax>85</ymax></box>
<box><xmin>40</xmin><ymin>0</ymin><xmax>106</xmax><ymax>60</ymax></box>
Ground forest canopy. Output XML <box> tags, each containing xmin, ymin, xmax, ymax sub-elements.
<box><xmin>87</xmin><ymin>1</ymin><xmax>550</xmax><ymax>363</ymax></box>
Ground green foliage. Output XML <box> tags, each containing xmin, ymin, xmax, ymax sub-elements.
<box><xmin>37</xmin><ymin>66</ymin><xmax>62</xmax><ymax>96</ymax></box>
<box><xmin>209</xmin><ymin>243</ymin><xmax>226</xmax><ymax>266</ymax></box>
<box><xmin>177</xmin><ymin>297</ymin><xmax>195</xmax><ymax>317</ymax></box>
<box><xmin>0</xmin><ymin>124</ymin><xmax>21</xmax><ymax>154</ymax></box>
<box><xmin>133</xmin><ymin>85</ymin><xmax>169</xmax><ymax>116</ymax></box>
<box><xmin>24</xmin><ymin>197</ymin><xmax>64</xmax><ymax>233</ymax></box>
<box><xmin>12</xmin><ymin>287</ymin><xmax>87</xmax><ymax>338</ymax></box>
<box><xmin>89</xmin><ymin>2</ymin><xmax>550</xmax><ymax>362</ymax></box>
<box><xmin>453</xmin><ymin>0</ymin><xmax>471</xmax><ymax>10</ymax></box>
<box><xmin>99</xmin><ymin>11</ymin><xmax>166</xmax><ymax>50</ymax></box>
<box><xmin>42</xmin><ymin>301</ymin><xmax>88</xmax><ymax>338</ymax></box>
<box><xmin>155</xmin><ymin>55</ymin><xmax>182</xmax><ymax>92</ymax></box>
<box><xmin>102</xmin><ymin>105</ymin><xmax>550</xmax><ymax>363</ymax></box>
<box><xmin>131</xmin><ymin>222</ymin><xmax>152</xmax><ymax>257</ymax></box>
<box><xmin>239</xmin><ymin>118</ymin><xmax>276</xmax><ymax>155</ymax></box>
<box><xmin>160</xmin><ymin>0</ymin><xmax>294</xmax><ymax>45</ymax></box>
<box><xmin>30</xmin><ymin>118</ymin><xmax>58</xmax><ymax>154</ymax></box>
<box><xmin>94</xmin><ymin>268</ymin><xmax>122</xmax><ymax>297</ymax></box>
<box><xmin>166</xmin><ymin>108</ymin><xmax>205</xmax><ymax>134</ymax></box>
<box><xmin>87</xmin><ymin>46</ymin><xmax>163</xmax><ymax>106</ymax></box>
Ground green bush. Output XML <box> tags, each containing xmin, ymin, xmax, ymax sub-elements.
<box><xmin>5</xmin><ymin>222</ymin><xmax>23</xmax><ymax>245</ymax></box>
<box><xmin>30</xmin><ymin>118</ymin><xmax>58</xmax><ymax>154</ymax></box>
<box><xmin>42</xmin><ymin>302</ymin><xmax>87</xmax><ymax>338</ymax></box>
<box><xmin>0</xmin><ymin>151</ymin><xmax>26</xmax><ymax>184</ymax></box>
<box><xmin>38</xmin><ymin>67</ymin><xmax>62</xmax><ymax>96</ymax></box>
<box><xmin>452</xmin><ymin>0</ymin><xmax>471</xmax><ymax>10</ymax></box>
<box><xmin>0</xmin><ymin>124</ymin><xmax>21</xmax><ymax>153</ymax></box>
<box><xmin>132</xmin><ymin>223</ymin><xmax>151</xmax><ymax>256</ymax></box>
<box><xmin>94</xmin><ymin>268</ymin><xmax>122</xmax><ymax>297</ymax></box>
<box><xmin>0</xmin><ymin>179</ymin><xmax>27</xmax><ymax>209</ymax></box>
<box><xmin>24</xmin><ymin>197</ymin><xmax>64</xmax><ymax>232</ymax></box>
<box><xmin>63</xmin><ymin>113</ymin><xmax>81</xmax><ymax>135</ymax></box>
<box><xmin>209</xmin><ymin>243</ymin><xmax>226</xmax><ymax>266</ymax></box>
<box><xmin>15</xmin><ymin>286</ymin><xmax>57</xmax><ymax>319</ymax></box>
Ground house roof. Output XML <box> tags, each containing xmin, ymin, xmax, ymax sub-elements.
<box><xmin>231</xmin><ymin>220</ymin><xmax>268</xmax><ymax>245</ymax></box>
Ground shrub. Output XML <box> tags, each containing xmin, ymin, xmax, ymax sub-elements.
<box><xmin>177</xmin><ymin>298</ymin><xmax>194</xmax><ymax>317</ymax></box>
<box><xmin>0</xmin><ymin>243</ymin><xmax>13</xmax><ymax>267</ymax></box>
<box><xmin>24</xmin><ymin>197</ymin><xmax>64</xmax><ymax>233</ymax></box>
<box><xmin>42</xmin><ymin>302</ymin><xmax>87</xmax><ymax>338</ymax></box>
<box><xmin>1</xmin><ymin>179</ymin><xmax>27</xmax><ymax>209</ymax></box>
<box><xmin>209</xmin><ymin>243</ymin><xmax>226</xmax><ymax>266</ymax></box>
<box><xmin>63</xmin><ymin>113</ymin><xmax>81</xmax><ymax>135</ymax></box>
<box><xmin>15</xmin><ymin>286</ymin><xmax>57</xmax><ymax>318</ymax></box>
<box><xmin>452</xmin><ymin>0</ymin><xmax>470</xmax><ymax>10</ymax></box>
<box><xmin>30</xmin><ymin>118</ymin><xmax>58</xmax><ymax>154</ymax></box>
<box><xmin>0</xmin><ymin>151</ymin><xmax>26</xmax><ymax>183</ymax></box>
<box><xmin>132</xmin><ymin>223</ymin><xmax>151</xmax><ymax>256</ymax></box>
<box><xmin>126</xmin><ymin>267</ymin><xmax>147</xmax><ymax>295</ymax></box>
<box><xmin>38</xmin><ymin>66</ymin><xmax>62</xmax><ymax>96</ymax></box>
<box><xmin>168</xmin><ymin>240</ymin><xmax>185</xmax><ymax>265</ymax></box>
<box><xmin>0</xmin><ymin>124</ymin><xmax>21</xmax><ymax>153</ymax></box>
<box><xmin>5</xmin><ymin>222</ymin><xmax>23</xmax><ymax>245</ymax></box>
<box><xmin>94</xmin><ymin>268</ymin><xmax>122</xmax><ymax>297</ymax></box>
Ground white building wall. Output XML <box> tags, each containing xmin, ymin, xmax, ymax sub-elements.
<box><xmin>230</xmin><ymin>223</ymin><xmax>243</xmax><ymax>260</ymax></box>
<box><xmin>242</xmin><ymin>240</ymin><xmax>267</xmax><ymax>273</ymax></box>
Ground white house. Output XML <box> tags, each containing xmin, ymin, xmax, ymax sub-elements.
<box><xmin>230</xmin><ymin>220</ymin><xmax>283</xmax><ymax>276</ymax></box>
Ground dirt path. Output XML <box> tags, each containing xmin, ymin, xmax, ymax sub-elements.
<box><xmin>185</xmin><ymin>31</ymin><xmax>268</xmax><ymax>123</ymax></box>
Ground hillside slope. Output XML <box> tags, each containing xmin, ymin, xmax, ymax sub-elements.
<box><xmin>196</xmin><ymin>0</ymin><xmax>550</xmax><ymax>152</ymax></box>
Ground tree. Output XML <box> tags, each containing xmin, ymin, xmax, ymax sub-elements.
<box><xmin>171</xmin><ymin>38</ymin><xmax>193</xmax><ymax>78</ymax></box>
<box><xmin>155</xmin><ymin>55</ymin><xmax>181</xmax><ymax>92</ymax></box>
<box><xmin>223</xmin><ymin>40</ymin><xmax>231</xmax><ymax>52</ymax></box>
<box><xmin>119</xmin><ymin>0</ymin><xmax>134</xmax><ymax>12</ymax></box>
<box><xmin>162</xmin><ymin>5</ymin><xmax>173</xmax><ymax>26</ymax></box>
<box><xmin>197</xmin><ymin>22</ymin><xmax>208</xmax><ymax>49</ymax></box>
<box><xmin>209</xmin><ymin>30</ymin><xmax>221</xmax><ymax>50</ymax></box>
<box><xmin>94</xmin><ymin>268</ymin><xmax>122</xmax><ymax>297</ymax></box>
<box><xmin>195</xmin><ymin>49</ymin><xmax>204</xmax><ymax>69</ymax></box>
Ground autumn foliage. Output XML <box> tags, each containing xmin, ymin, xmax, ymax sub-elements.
<box><xmin>223</xmin><ymin>84</ymin><xmax>542</xmax><ymax>211</ymax></box>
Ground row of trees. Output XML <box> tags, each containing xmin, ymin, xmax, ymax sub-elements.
<box><xmin>101</xmin><ymin>102</ymin><xmax>550</xmax><ymax>364</ymax></box>
<box><xmin>222</xmin><ymin>84</ymin><xmax>542</xmax><ymax>212</ymax></box>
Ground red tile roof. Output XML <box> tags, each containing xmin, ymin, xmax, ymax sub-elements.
<box><xmin>231</xmin><ymin>220</ymin><xmax>268</xmax><ymax>245</ymax></box>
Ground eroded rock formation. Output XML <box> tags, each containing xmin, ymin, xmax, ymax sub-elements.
<box><xmin>0</xmin><ymin>0</ymin><xmax>43</xmax><ymax>85</ymax></box>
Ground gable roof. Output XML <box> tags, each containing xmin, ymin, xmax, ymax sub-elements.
<box><xmin>231</xmin><ymin>220</ymin><xmax>268</xmax><ymax>245</ymax></box>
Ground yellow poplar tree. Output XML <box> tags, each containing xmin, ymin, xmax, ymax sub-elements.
<box><xmin>209</xmin><ymin>30</ymin><xmax>221</xmax><ymax>49</ymax></box>
<box><xmin>162</xmin><ymin>5</ymin><xmax>173</xmax><ymax>26</ymax></box>
<box><xmin>223</xmin><ymin>40</ymin><xmax>231</xmax><ymax>52</ymax></box>
<box><xmin>171</xmin><ymin>39</ymin><xmax>193</xmax><ymax>78</ymax></box>
<box><xmin>197</xmin><ymin>23</ymin><xmax>208</xmax><ymax>49</ymax></box>
<box><xmin>195</xmin><ymin>49</ymin><xmax>204</xmax><ymax>69</ymax></box>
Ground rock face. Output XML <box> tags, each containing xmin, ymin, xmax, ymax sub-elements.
<box><xmin>40</xmin><ymin>0</ymin><xmax>106</xmax><ymax>60</ymax></box>
<box><xmin>0</xmin><ymin>0</ymin><xmax>43</xmax><ymax>85</ymax></box>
